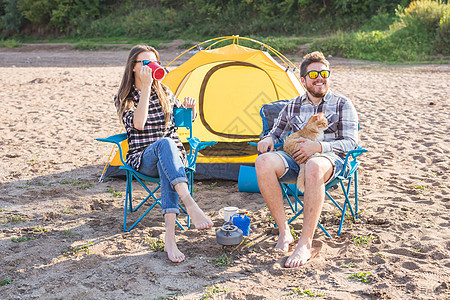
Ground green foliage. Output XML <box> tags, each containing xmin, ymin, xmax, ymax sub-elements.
<box><xmin>201</xmin><ymin>284</ymin><xmax>229</xmax><ymax>299</ymax></box>
<box><xmin>1</xmin><ymin>0</ymin><xmax>24</xmax><ymax>35</ymax></box>
<box><xmin>62</xmin><ymin>242</ymin><xmax>93</xmax><ymax>257</ymax></box>
<box><xmin>348</xmin><ymin>272</ymin><xmax>373</xmax><ymax>283</ymax></box>
<box><xmin>146</xmin><ymin>238</ymin><xmax>165</xmax><ymax>252</ymax></box>
<box><xmin>59</xmin><ymin>178</ymin><xmax>94</xmax><ymax>189</ymax></box>
<box><xmin>289</xmin><ymin>288</ymin><xmax>324</xmax><ymax>297</ymax></box>
<box><xmin>209</xmin><ymin>253</ymin><xmax>233</xmax><ymax>267</ymax></box>
<box><xmin>310</xmin><ymin>0</ymin><xmax>449</xmax><ymax>61</ymax></box>
<box><xmin>18</xmin><ymin>0</ymin><xmax>54</xmax><ymax>24</ymax></box>
<box><xmin>352</xmin><ymin>235</ymin><xmax>375</xmax><ymax>246</ymax></box>
<box><xmin>0</xmin><ymin>277</ymin><xmax>11</xmax><ymax>286</ymax></box>
<box><xmin>11</xmin><ymin>236</ymin><xmax>35</xmax><ymax>243</ymax></box>
<box><xmin>3</xmin><ymin>215</ymin><xmax>27</xmax><ymax>224</ymax></box>
<box><xmin>0</xmin><ymin>38</ymin><xmax>22</xmax><ymax>47</ymax></box>
<box><xmin>16</xmin><ymin>0</ymin><xmax>112</xmax><ymax>32</ymax></box>
<box><xmin>106</xmin><ymin>188</ymin><xmax>122</xmax><ymax>198</ymax></box>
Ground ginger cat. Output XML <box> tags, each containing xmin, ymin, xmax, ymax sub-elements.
<box><xmin>283</xmin><ymin>111</ymin><xmax>328</xmax><ymax>192</ymax></box>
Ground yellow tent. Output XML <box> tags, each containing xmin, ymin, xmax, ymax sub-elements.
<box><xmin>101</xmin><ymin>36</ymin><xmax>305</xmax><ymax>181</ymax></box>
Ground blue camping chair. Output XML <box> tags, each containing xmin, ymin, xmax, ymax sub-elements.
<box><xmin>249</xmin><ymin>100</ymin><xmax>367</xmax><ymax>236</ymax></box>
<box><xmin>96</xmin><ymin>108</ymin><xmax>217</xmax><ymax>232</ymax></box>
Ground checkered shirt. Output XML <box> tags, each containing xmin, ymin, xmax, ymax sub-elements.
<box><xmin>267</xmin><ymin>90</ymin><xmax>359</xmax><ymax>158</ymax></box>
<box><xmin>120</xmin><ymin>86</ymin><xmax>187</xmax><ymax>171</ymax></box>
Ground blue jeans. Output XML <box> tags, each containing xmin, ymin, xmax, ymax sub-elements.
<box><xmin>275</xmin><ymin>151</ymin><xmax>350</xmax><ymax>184</ymax></box>
<box><xmin>138</xmin><ymin>138</ymin><xmax>188</xmax><ymax>215</ymax></box>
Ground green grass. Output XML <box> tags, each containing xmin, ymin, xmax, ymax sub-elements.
<box><xmin>209</xmin><ymin>253</ymin><xmax>232</xmax><ymax>267</ymax></box>
<box><xmin>201</xmin><ymin>284</ymin><xmax>229</xmax><ymax>299</ymax></box>
<box><xmin>62</xmin><ymin>242</ymin><xmax>93</xmax><ymax>257</ymax></box>
<box><xmin>59</xmin><ymin>179</ymin><xmax>94</xmax><ymax>190</ymax></box>
<box><xmin>3</xmin><ymin>215</ymin><xmax>28</xmax><ymax>224</ymax></box>
<box><xmin>30</xmin><ymin>226</ymin><xmax>47</xmax><ymax>234</ymax></box>
<box><xmin>342</xmin><ymin>262</ymin><xmax>356</xmax><ymax>268</ymax></box>
<box><xmin>63</xmin><ymin>229</ymin><xmax>75</xmax><ymax>238</ymax></box>
<box><xmin>0</xmin><ymin>278</ymin><xmax>11</xmax><ymax>286</ymax></box>
<box><xmin>412</xmin><ymin>184</ymin><xmax>428</xmax><ymax>192</ymax></box>
<box><xmin>106</xmin><ymin>188</ymin><xmax>122</xmax><ymax>198</ymax></box>
<box><xmin>348</xmin><ymin>272</ymin><xmax>373</xmax><ymax>283</ymax></box>
<box><xmin>352</xmin><ymin>236</ymin><xmax>375</xmax><ymax>246</ymax></box>
<box><xmin>11</xmin><ymin>236</ymin><xmax>35</xmax><ymax>243</ymax></box>
<box><xmin>73</xmin><ymin>41</ymin><xmax>116</xmax><ymax>51</ymax></box>
<box><xmin>61</xmin><ymin>208</ymin><xmax>75</xmax><ymax>215</ymax></box>
<box><xmin>289</xmin><ymin>288</ymin><xmax>324</xmax><ymax>297</ymax></box>
<box><xmin>289</xmin><ymin>225</ymin><xmax>299</xmax><ymax>240</ymax></box>
<box><xmin>146</xmin><ymin>238</ymin><xmax>165</xmax><ymax>252</ymax></box>
<box><xmin>242</xmin><ymin>238</ymin><xmax>256</xmax><ymax>248</ymax></box>
<box><xmin>205</xmin><ymin>182</ymin><xmax>217</xmax><ymax>190</ymax></box>
<box><xmin>0</xmin><ymin>39</ymin><xmax>22</xmax><ymax>48</ymax></box>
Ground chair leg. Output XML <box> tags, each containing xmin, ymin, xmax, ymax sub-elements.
<box><xmin>281</xmin><ymin>183</ymin><xmax>331</xmax><ymax>238</ymax></box>
<box><xmin>354</xmin><ymin>171</ymin><xmax>359</xmax><ymax>219</ymax></box>
<box><xmin>337</xmin><ymin>179</ymin><xmax>356</xmax><ymax>236</ymax></box>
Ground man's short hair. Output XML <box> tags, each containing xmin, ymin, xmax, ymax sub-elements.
<box><xmin>300</xmin><ymin>51</ymin><xmax>330</xmax><ymax>77</ymax></box>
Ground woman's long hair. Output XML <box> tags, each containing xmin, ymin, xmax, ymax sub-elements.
<box><xmin>115</xmin><ymin>45</ymin><xmax>171</xmax><ymax>127</ymax></box>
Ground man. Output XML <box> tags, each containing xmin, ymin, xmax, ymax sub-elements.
<box><xmin>255</xmin><ymin>51</ymin><xmax>358</xmax><ymax>268</ymax></box>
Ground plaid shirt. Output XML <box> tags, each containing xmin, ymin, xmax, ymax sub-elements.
<box><xmin>267</xmin><ymin>90</ymin><xmax>358</xmax><ymax>158</ymax></box>
<box><xmin>120</xmin><ymin>86</ymin><xmax>187</xmax><ymax>171</ymax></box>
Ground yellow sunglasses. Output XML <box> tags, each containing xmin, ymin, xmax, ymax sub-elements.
<box><xmin>304</xmin><ymin>70</ymin><xmax>331</xmax><ymax>79</ymax></box>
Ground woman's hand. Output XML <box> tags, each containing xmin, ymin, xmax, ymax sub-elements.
<box><xmin>258</xmin><ymin>136</ymin><xmax>275</xmax><ymax>153</ymax></box>
<box><xmin>183</xmin><ymin>97</ymin><xmax>197</xmax><ymax>120</ymax></box>
<box><xmin>140</xmin><ymin>65</ymin><xmax>153</xmax><ymax>90</ymax></box>
<box><xmin>182</xmin><ymin>97</ymin><xmax>196</xmax><ymax>109</ymax></box>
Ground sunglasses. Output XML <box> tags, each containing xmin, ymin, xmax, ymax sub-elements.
<box><xmin>135</xmin><ymin>60</ymin><xmax>160</xmax><ymax>66</ymax></box>
<box><xmin>304</xmin><ymin>70</ymin><xmax>331</xmax><ymax>79</ymax></box>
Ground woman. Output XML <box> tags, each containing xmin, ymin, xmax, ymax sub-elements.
<box><xmin>114</xmin><ymin>45</ymin><xmax>213</xmax><ymax>263</ymax></box>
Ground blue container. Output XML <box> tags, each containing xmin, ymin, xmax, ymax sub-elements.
<box><xmin>238</xmin><ymin>166</ymin><xmax>260</xmax><ymax>193</ymax></box>
<box><xmin>232</xmin><ymin>214</ymin><xmax>251</xmax><ymax>236</ymax></box>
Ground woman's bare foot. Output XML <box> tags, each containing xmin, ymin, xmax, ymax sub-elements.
<box><xmin>276</xmin><ymin>228</ymin><xmax>295</xmax><ymax>252</ymax></box>
<box><xmin>164</xmin><ymin>237</ymin><xmax>185</xmax><ymax>263</ymax></box>
<box><xmin>185</xmin><ymin>202</ymin><xmax>213</xmax><ymax>229</ymax></box>
<box><xmin>164</xmin><ymin>213</ymin><xmax>185</xmax><ymax>263</ymax></box>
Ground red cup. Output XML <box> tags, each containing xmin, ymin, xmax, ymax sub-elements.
<box><xmin>147</xmin><ymin>62</ymin><xmax>166</xmax><ymax>81</ymax></box>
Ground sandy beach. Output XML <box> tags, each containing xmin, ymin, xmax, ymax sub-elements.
<box><xmin>0</xmin><ymin>42</ymin><xmax>449</xmax><ymax>299</ymax></box>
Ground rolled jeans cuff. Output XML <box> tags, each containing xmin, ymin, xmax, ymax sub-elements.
<box><xmin>170</xmin><ymin>176</ymin><xmax>188</xmax><ymax>189</ymax></box>
<box><xmin>162</xmin><ymin>207</ymin><xmax>180</xmax><ymax>215</ymax></box>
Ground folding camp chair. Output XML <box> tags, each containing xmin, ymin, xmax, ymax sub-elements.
<box><xmin>96</xmin><ymin>108</ymin><xmax>217</xmax><ymax>232</ymax></box>
<box><xmin>254</xmin><ymin>100</ymin><xmax>367</xmax><ymax>236</ymax></box>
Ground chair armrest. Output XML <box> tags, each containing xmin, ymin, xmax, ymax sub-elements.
<box><xmin>338</xmin><ymin>146</ymin><xmax>368</xmax><ymax>177</ymax></box>
<box><xmin>187</xmin><ymin>137</ymin><xmax>217</xmax><ymax>152</ymax></box>
<box><xmin>186</xmin><ymin>137</ymin><xmax>217</xmax><ymax>170</ymax></box>
<box><xmin>95</xmin><ymin>133</ymin><xmax>127</xmax><ymax>145</ymax></box>
<box><xmin>95</xmin><ymin>133</ymin><xmax>128</xmax><ymax>166</ymax></box>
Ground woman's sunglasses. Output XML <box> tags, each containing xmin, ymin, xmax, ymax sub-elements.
<box><xmin>304</xmin><ymin>70</ymin><xmax>331</xmax><ymax>79</ymax></box>
<box><xmin>135</xmin><ymin>60</ymin><xmax>160</xmax><ymax>66</ymax></box>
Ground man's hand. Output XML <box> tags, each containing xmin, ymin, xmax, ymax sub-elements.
<box><xmin>258</xmin><ymin>136</ymin><xmax>275</xmax><ymax>153</ymax></box>
<box><xmin>292</xmin><ymin>138</ymin><xmax>321</xmax><ymax>164</ymax></box>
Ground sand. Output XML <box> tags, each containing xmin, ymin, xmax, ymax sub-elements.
<box><xmin>0</xmin><ymin>42</ymin><xmax>449</xmax><ymax>299</ymax></box>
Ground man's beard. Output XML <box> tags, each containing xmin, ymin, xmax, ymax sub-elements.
<box><xmin>306</xmin><ymin>82</ymin><xmax>328</xmax><ymax>98</ymax></box>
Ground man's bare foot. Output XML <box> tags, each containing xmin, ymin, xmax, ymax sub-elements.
<box><xmin>275</xmin><ymin>228</ymin><xmax>295</xmax><ymax>252</ymax></box>
<box><xmin>285</xmin><ymin>240</ymin><xmax>323</xmax><ymax>268</ymax></box>
<box><xmin>164</xmin><ymin>235</ymin><xmax>185</xmax><ymax>263</ymax></box>
<box><xmin>185</xmin><ymin>203</ymin><xmax>213</xmax><ymax>229</ymax></box>
<box><xmin>285</xmin><ymin>242</ymin><xmax>311</xmax><ymax>268</ymax></box>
